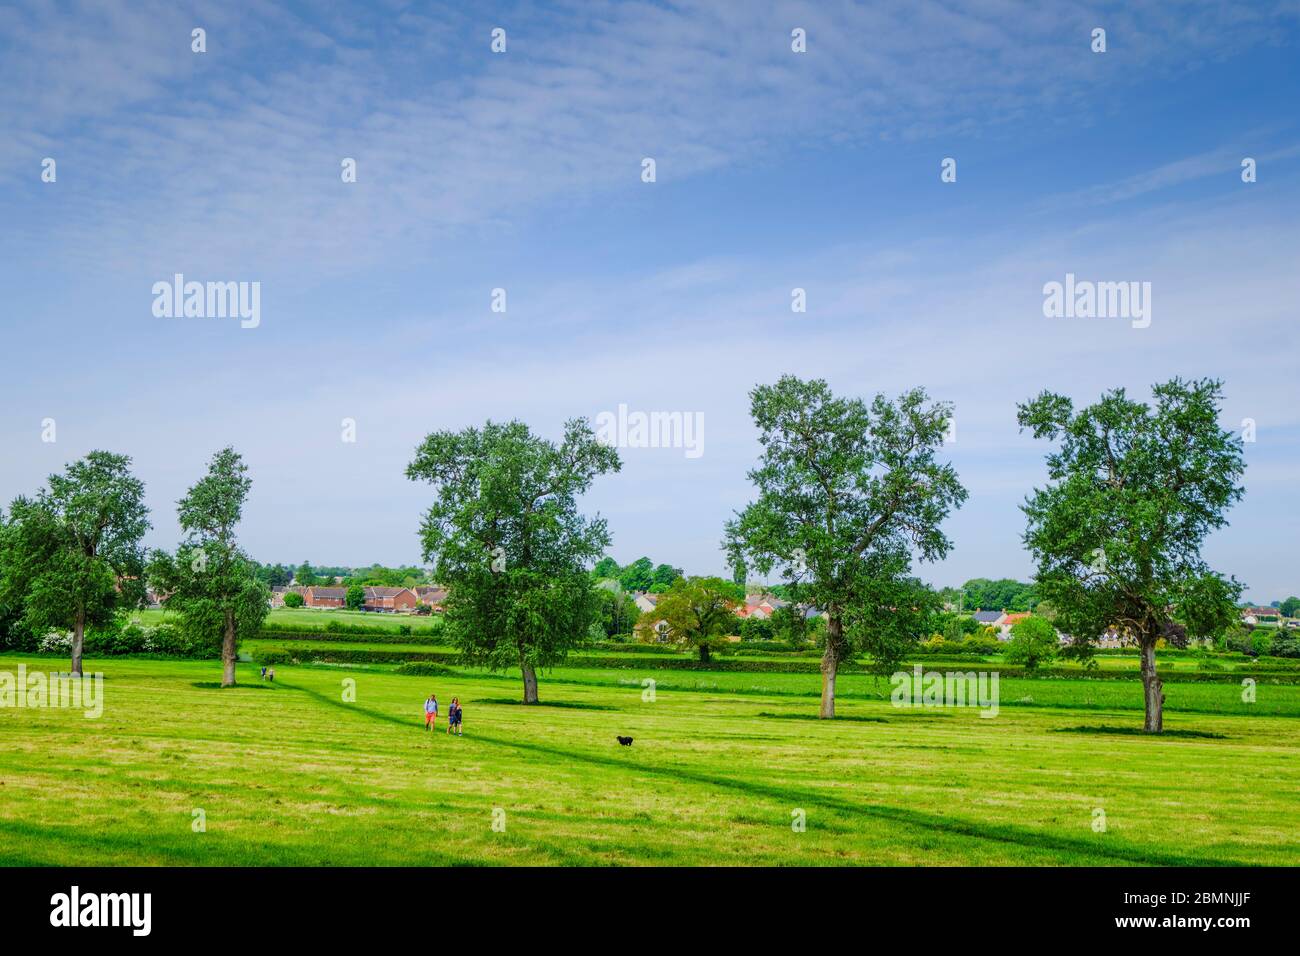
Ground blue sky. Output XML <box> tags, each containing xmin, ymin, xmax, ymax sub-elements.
<box><xmin>1</xmin><ymin>1</ymin><xmax>1297</xmax><ymax>600</ymax></box>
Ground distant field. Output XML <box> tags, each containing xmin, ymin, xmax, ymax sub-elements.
<box><xmin>3</xmin><ymin>653</ymin><xmax>1296</xmax><ymax>866</ymax></box>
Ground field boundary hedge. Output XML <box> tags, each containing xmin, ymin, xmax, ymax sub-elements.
<box><xmin>247</xmin><ymin>645</ymin><xmax>1300</xmax><ymax>683</ymax></box>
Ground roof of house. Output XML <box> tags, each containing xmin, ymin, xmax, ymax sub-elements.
<box><xmin>972</xmin><ymin>610</ymin><xmax>1005</xmax><ymax>623</ymax></box>
<box><xmin>364</xmin><ymin>586</ymin><xmax>412</xmax><ymax>598</ymax></box>
<box><xmin>309</xmin><ymin>587</ymin><xmax>347</xmax><ymax>599</ymax></box>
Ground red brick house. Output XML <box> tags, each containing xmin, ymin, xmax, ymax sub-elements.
<box><xmin>305</xmin><ymin>586</ymin><xmax>347</xmax><ymax>608</ymax></box>
<box><xmin>363</xmin><ymin>586</ymin><xmax>418</xmax><ymax>613</ymax></box>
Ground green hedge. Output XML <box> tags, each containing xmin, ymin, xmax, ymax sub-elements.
<box><xmin>259</xmin><ymin>619</ymin><xmax>443</xmax><ymax>639</ymax></box>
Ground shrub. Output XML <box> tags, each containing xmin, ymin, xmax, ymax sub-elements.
<box><xmin>394</xmin><ymin>661</ymin><xmax>459</xmax><ymax>677</ymax></box>
<box><xmin>38</xmin><ymin>631</ymin><xmax>72</xmax><ymax>653</ymax></box>
<box><xmin>1269</xmin><ymin>632</ymin><xmax>1300</xmax><ymax>659</ymax></box>
<box><xmin>254</xmin><ymin>647</ymin><xmax>294</xmax><ymax>665</ymax></box>
<box><xmin>283</xmin><ymin>592</ymin><xmax>304</xmax><ymax>608</ymax></box>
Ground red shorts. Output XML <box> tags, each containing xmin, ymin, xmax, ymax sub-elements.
<box><xmin>425</xmin><ymin>711</ymin><xmax>436</xmax><ymax>725</ymax></box>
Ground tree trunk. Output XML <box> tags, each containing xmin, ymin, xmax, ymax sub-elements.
<box><xmin>698</xmin><ymin>642</ymin><xmax>711</xmax><ymax>664</ymax></box>
<box><xmin>521</xmin><ymin>661</ymin><xmax>539</xmax><ymax>704</ymax></box>
<box><xmin>71</xmin><ymin>605</ymin><xmax>86</xmax><ymax>677</ymax></box>
<box><xmin>820</xmin><ymin>612</ymin><xmax>844</xmax><ymax>719</ymax></box>
<box><xmin>1140</xmin><ymin>638</ymin><xmax>1163</xmax><ymax>733</ymax></box>
<box><xmin>221</xmin><ymin>608</ymin><xmax>237</xmax><ymax>688</ymax></box>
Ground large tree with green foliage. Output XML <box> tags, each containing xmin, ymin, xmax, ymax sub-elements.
<box><xmin>3</xmin><ymin>452</ymin><xmax>150</xmax><ymax>675</ymax></box>
<box><xmin>1018</xmin><ymin>378</ymin><xmax>1245</xmax><ymax>732</ymax></box>
<box><xmin>407</xmin><ymin>418</ymin><xmax>620</xmax><ymax>703</ymax></box>
<box><xmin>148</xmin><ymin>448</ymin><xmax>269</xmax><ymax>687</ymax></box>
<box><xmin>636</xmin><ymin>575</ymin><xmax>738</xmax><ymax>662</ymax></box>
<box><xmin>617</xmin><ymin>556</ymin><xmax>654</xmax><ymax>592</ymax></box>
<box><xmin>725</xmin><ymin>376</ymin><xmax>966</xmax><ymax>717</ymax></box>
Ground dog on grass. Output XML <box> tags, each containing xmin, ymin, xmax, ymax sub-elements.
<box><xmin>616</xmin><ymin>735</ymin><xmax>634</xmax><ymax>746</ymax></box>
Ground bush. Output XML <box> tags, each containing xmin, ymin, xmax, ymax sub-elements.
<box><xmin>282</xmin><ymin>592</ymin><xmax>304</xmax><ymax>608</ymax></box>
<box><xmin>38</xmin><ymin>631</ymin><xmax>72</xmax><ymax>653</ymax></box>
<box><xmin>85</xmin><ymin>622</ymin><xmax>148</xmax><ymax>656</ymax></box>
<box><xmin>254</xmin><ymin>647</ymin><xmax>294</xmax><ymax>665</ymax></box>
<box><xmin>394</xmin><ymin>661</ymin><xmax>459</xmax><ymax>677</ymax></box>
<box><xmin>1269</xmin><ymin>632</ymin><xmax>1300</xmax><ymax>659</ymax></box>
<box><xmin>738</xmin><ymin>617</ymin><xmax>774</xmax><ymax>642</ymax></box>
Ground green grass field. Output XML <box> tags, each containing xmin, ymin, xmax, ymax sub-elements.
<box><xmin>133</xmin><ymin>607</ymin><xmax>433</xmax><ymax>633</ymax></box>
<box><xmin>2</xmin><ymin>653</ymin><xmax>1298</xmax><ymax>866</ymax></box>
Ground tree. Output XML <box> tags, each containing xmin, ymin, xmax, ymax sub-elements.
<box><xmin>295</xmin><ymin>561</ymin><xmax>318</xmax><ymax>586</ymax></box>
<box><xmin>650</xmin><ymin>563</ymin><xmax>683</xmax><ymax>591</ymax></box>
<box><xmin>1280</xmin><ymin>596</ymin><xmax>1300</xmax><ymax>618</ymax></box>
<box><xmin>406</xmin><ymin>418</ymin><xmax>620</xmax><ymax>703</ymax></box>
<box><xmin>1004</xmin><ymin>616</ymin><xmax>1058</xmax><ymax>671</ymax></box>
<box><xmin>594</xmin><ymin>581</ymin><xmax>640</xmax><ymax>637</ymax></box>
<box><xmin>591</xmin><ymin>556</ymin><xmax>621</xmax><ymax>580</ymax></box>
<box><xmin>283</xmin><ymin>590</ymin><xmax>304</xmax><ymax>608</ymax></box>
<box><xmin>346</xmin><ymin>584</ymin><xmax>365</xmax><ymax>610</ymax></box>
<box><xmin>0</xmin><ymin>507</ymin><xmax>39</xmax><ymax>651</ymax></box>
<box><xmin>636</xmin><ymin>576</ymin><xmax>737</xmax><ymax>662</ymax></box>
<box><xmin>617</xmin><ymin>556</ymin><xmax>654</xmax><ymax>592</ymax></box>
<box><xmin>4</xmin><ymin>452</ymin><xmax>150</xmax><ymax>675</ymax></box>
<box><xmin>1018</xmin><ymin>378</ymin><xmax>1245</xmax><ymax>732</ymax></box>
<box><xmin>148</xmin><ymin>448</ymin><xmax>269</xmax><ymax>686</ymax></box>
<box><xmin>725</xmin><ymin>376</ymin><xmax>966</xmax><ymax>717</ymax></box>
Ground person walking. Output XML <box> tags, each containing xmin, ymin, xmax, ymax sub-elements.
<box><xmin>447</xmin><ymin>697</ymin><xmax>463</xmax><ymax>736</ymax></box>
<box><xmin>424</xmin><ymin>693</ymin><xmax>438</xmax><ymax>731</ymax></box>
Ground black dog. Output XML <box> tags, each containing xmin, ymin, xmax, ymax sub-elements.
<box><xmin>617</xmin><ymin>736</ymin><xmax>634</xmax><ymax>746</ymax></box>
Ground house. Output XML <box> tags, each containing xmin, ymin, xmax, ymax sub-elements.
<box><xmin>1242</xmin><ymin>606</ymin><xmax>1280</xmax><ymax>624</ymax></box>
<box><xmin>736</xmin><ymin>594</ymin><xmax>786</xmax><ymax>619</ymax></box>
<box><xmin>305</xmin><ymin>586</ymin><xmax>347</xmax><ymax>608</ymax></box>
<box><xmin>363</xmin><ymin>586</ymin><xmax>418</xmax><ymax>613</ymax></box>
<box><xmin>998</xmin><ymin>611</ymin><xmax>1032</xmax><ymax>639</ymax></box>
<box><xmin>413</xmin><ymin>586</ymin><xmax>449</xmax><ymax>611</ymax></box>
<box><xmin>634</xmin><ymin>592</ymin><xmax>660</xmax><ymax>614</ymax></box>
<box><xmin>971</xmin><ymin>610</ymin><xmax>1007</xmax><ymax>628</ymax></box>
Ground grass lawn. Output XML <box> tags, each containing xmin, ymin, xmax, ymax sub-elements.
<box><xmin>2</xmin><ymin>654</ymin><xmax>1298</xmax><ymax>866</ymax></box>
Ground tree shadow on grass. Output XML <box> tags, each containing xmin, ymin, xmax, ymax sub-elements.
<box><xmin>756</xmin><ymin>711</ymin><xmax>887</xmax><ymax>723</ymax></box>
<box><xmin>1054</xmin><ymin>725</ymin><xmax>1227</xmax><ymax>740</ymax></box>
<box><xmin>473</xmin><ymin>698</ymin><xmax>615</xmax><ymax>711</ymax></box>
<box><xmin>190</xmin><ymin>682</ymin><xmax>274</xmax><ymax>690</ymax></box>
